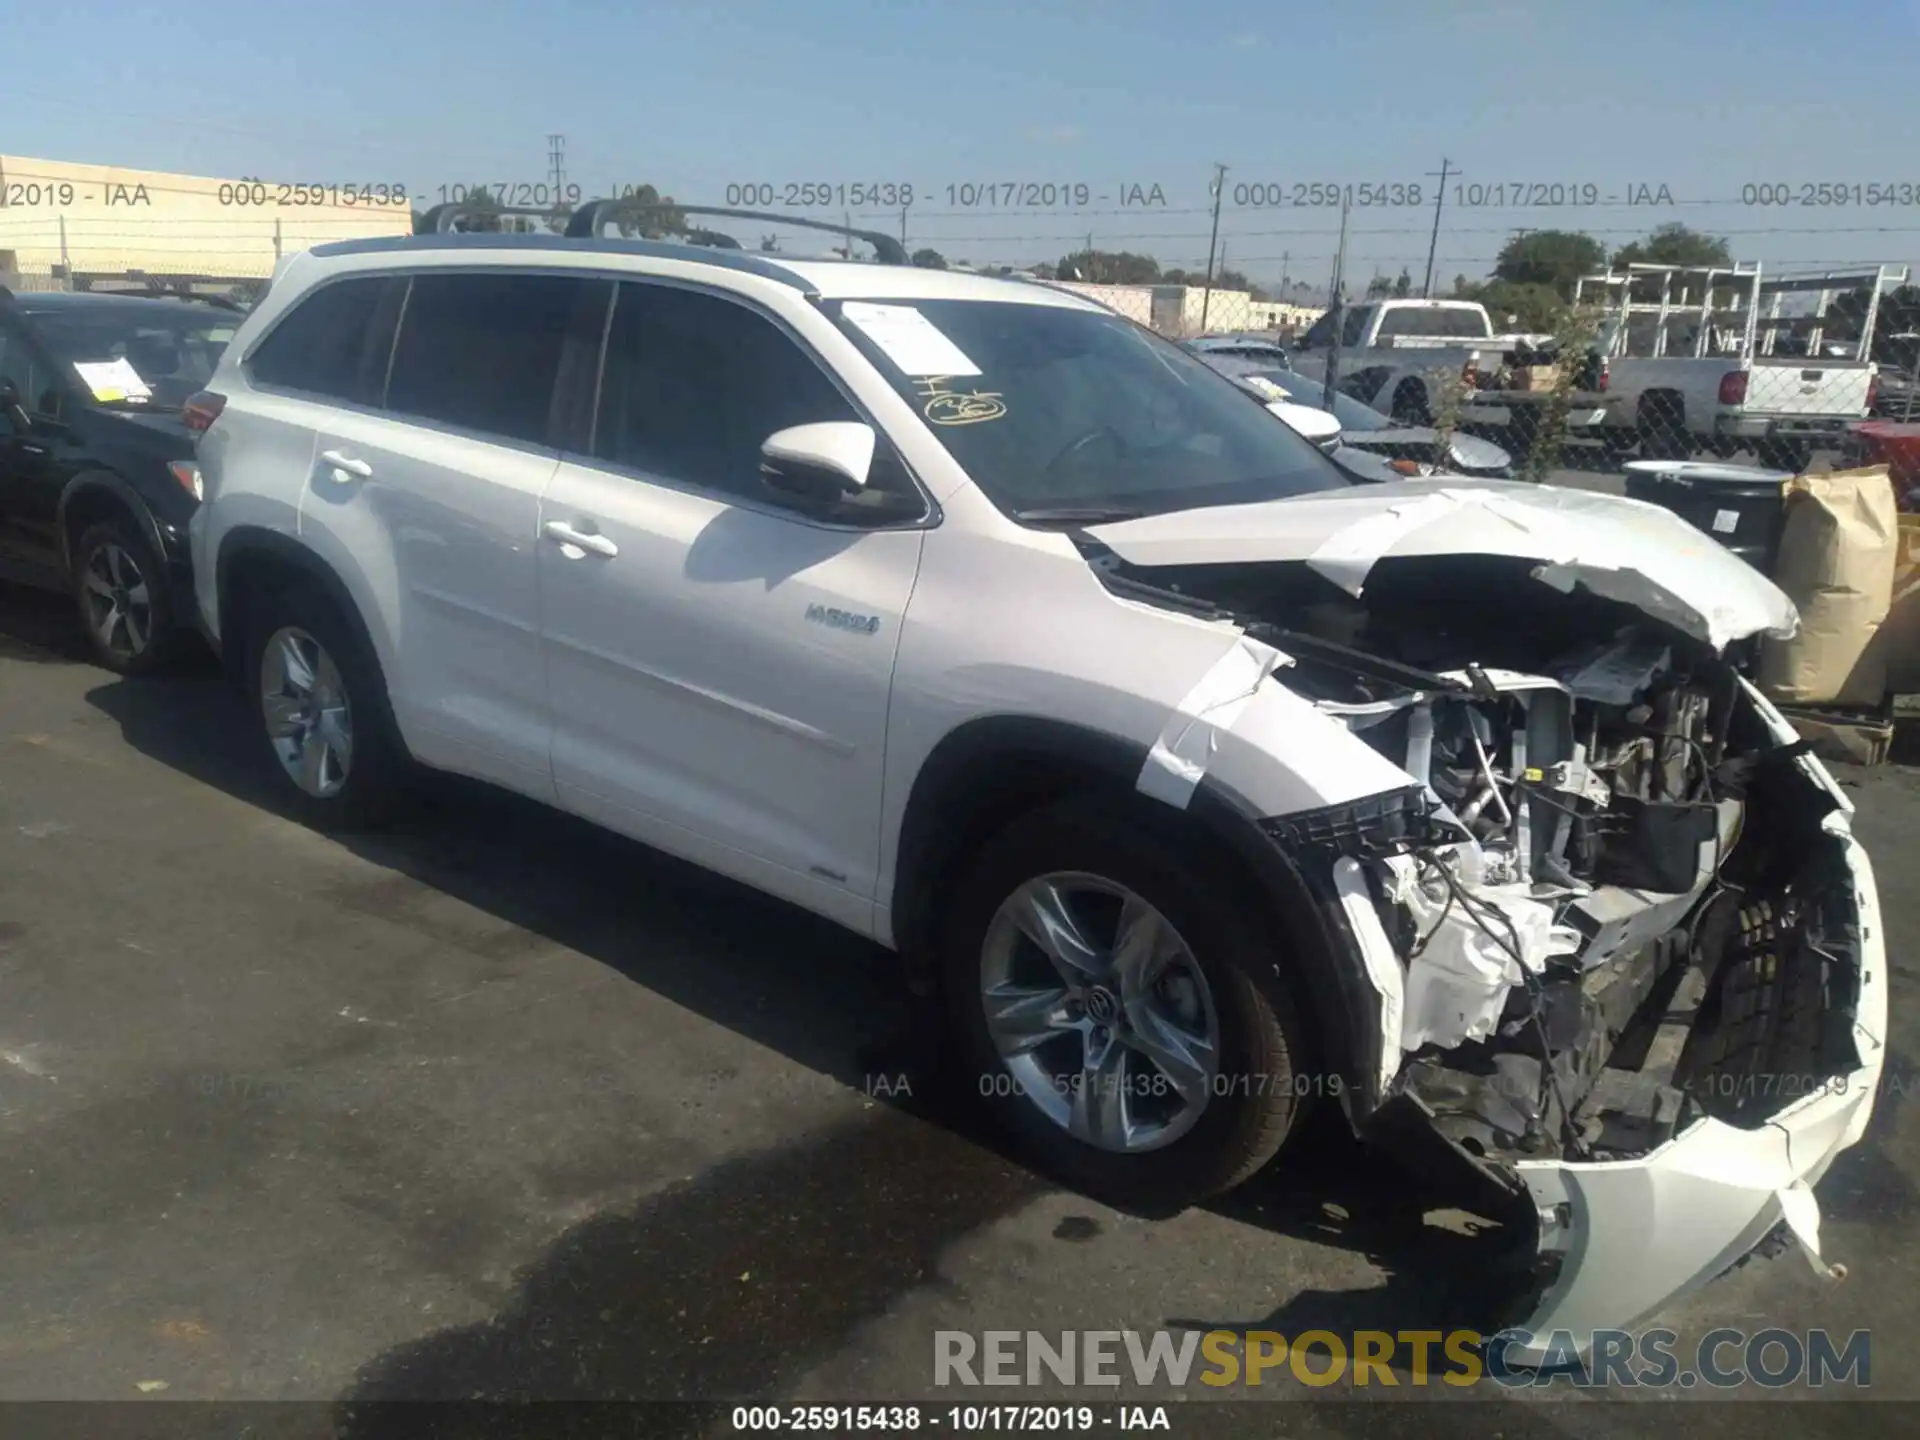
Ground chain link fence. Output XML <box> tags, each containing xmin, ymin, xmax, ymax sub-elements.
<box><xmin>1050</xmin><ymin>263</ymin><xmax>1920</xmax><ymax>481</ymax></box>
<box><xmin>10</xmin><ymin>207</ymin><xmax>1917</xmax><ymax>484</ymax></box>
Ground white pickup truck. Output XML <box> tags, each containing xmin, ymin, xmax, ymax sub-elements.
<box><xmin>1576</xmin><ymin>263</ymin><xmax>1908</xmax><ymax>470</ymax></box>
<box><xmin>1287</xmin><ymin>298</ymin><xmax>1613</xmax><ymax>454</ymax></box>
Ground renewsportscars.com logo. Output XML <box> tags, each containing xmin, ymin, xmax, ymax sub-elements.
<box><xmin>934</xmin><ymin>1327</ymin><xmax>1872</xmax><ymax>1390</ymax></box>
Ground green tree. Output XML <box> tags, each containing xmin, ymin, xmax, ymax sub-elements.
<box><xmin>1823</xmin><ymin>283</ymin><xmax>1920</xmax><ymax>361</ymax></box>
<box><xmin>447</xmin><ymin>182</ymin><xmax>503</xmax><ymax>231</ymax></box>
<box><xmin>1366</xmin><ymin>274</ymin><xmax>1394</xmax><ymax>298</ymax></box>
<box><xmin>1452</xmin><ymin>276</ymin><xmax>1567</xmax><ymax>331</ymax></box>
<box><xmin>911</xmin><ymin>248</ymin><xmax>948</xmax><ymax>269</ymax></box>
<box><xmin>1611</xmin><ymin>223</ymin><xmax>1731</xmax><ymax>270</ymax></box>
<box><xmin>1054</xmin><ymin>249</ymin><xmax>1161</xmax><ymax>284</ymax></box>
<box><xmin>1392</xmin><ymin>269</ymin><xmax>1412</xmax><ymax>298</ymax></box>
<box><xmin>612</xmin><ymin>183</ymin><xmax>688</xmax><ymax>239</ymax></box>
<box><xmin>1165</xmin><ymin>265</ymin><xmax>1264</xmax><ymax>298</ymax></box>
<box><xmin>1493</xmin><ymin>230</ymin><xmax>1606</xmax><ymax>299</ymax></box>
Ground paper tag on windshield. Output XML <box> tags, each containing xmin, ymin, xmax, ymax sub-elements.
<box><xmin>1711</xmin><ymin>508</ymin><xmax>1740</xmax><ymax>534</ymax></box>
<box><xmin>841</xmin><ymin>302</ymin><xmax>981</xmax><ymax>377</ymax></box>
<box><xmin>1240</xmin><ymin>374</ymin><xmax>1291</xmax><ymax>401</ymax></box>
<box><xmin>72</xmin><ymin>358</ymin><xmax>152</xmax><ymax>403</ymax></box>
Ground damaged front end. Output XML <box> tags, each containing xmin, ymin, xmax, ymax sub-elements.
<box><xmin>1084</xmin><ymin>504</ymin><xmax>1887</xmax><ymax>1364</ymax></box>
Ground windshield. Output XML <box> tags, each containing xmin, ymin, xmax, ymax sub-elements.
<box><xmin>31</xmin><ymin>307</ymin><xmax>236</xmax><ymax>410</ymax></box>
<box><xmin>830</xmin><ymin>297</ymin><xmax>1347</xmax><ymax>520</ymax></box>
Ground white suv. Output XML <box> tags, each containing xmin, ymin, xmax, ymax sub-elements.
<box><xmin>189</xmin><ymin>231</ymin><xmax>1886</xmax><ymax>1361</ymax></box>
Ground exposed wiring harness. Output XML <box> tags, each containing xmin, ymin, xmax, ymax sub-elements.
<box><xmin>1425</xmin><ymin>856</ymin><xmax>1593</xmax><ymax>1160</ymax></box>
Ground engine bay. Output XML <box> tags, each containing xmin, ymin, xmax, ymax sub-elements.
<box><xmin>1098</xmin><ymin>550</ymin><xmax>1870</xmax><ymax>1188</ymax></box>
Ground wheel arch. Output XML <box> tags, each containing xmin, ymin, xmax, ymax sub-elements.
<box><xmin>886</xmin><ymin>714</ymin><xmax>1377</xmax><ymax>1102</ymax></box>
<box><xmin>1637</xmin><ymin>388</ymin><xmax>1686</xmax><ymax>425</ymax></box>
<box><xmin>56</xmin><ymin>471</ymin><xmax>166</xmax><ymax>574</ymax></box>
<box><xmin>213</xmin><ymin>527</ymin><xmax>404</xmax><ymax>747</ymax></box>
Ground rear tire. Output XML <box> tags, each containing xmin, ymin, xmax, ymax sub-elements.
<box><xmin>244</xmin><ymin>584</ymin><xmax>405</xmax><ymax>832</ymax></box>
<box><xmin>71</xmin><ymin>515</ymin><xmax>182</xmax><ymax>675</ymax></box>
<box><xmin>941</xmin><ymin>797</ymin><xmax>1306</xmax><ymax>1210</ymax></box>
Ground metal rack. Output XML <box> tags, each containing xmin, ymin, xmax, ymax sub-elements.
<box><xmin>411</xmin><ymin>197</ymin><xmax>909</xmax><ymax>265</ymax></box>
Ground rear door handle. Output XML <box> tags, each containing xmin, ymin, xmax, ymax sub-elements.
<box><xmin>543</xmin><ymin>520</ymin><xmax>618</xmax><ymax>558</ymax></box>
<box><xmin>318</xmin><ymin>449</ymin><xmax>372</xmax><ymax>482</ymax></box>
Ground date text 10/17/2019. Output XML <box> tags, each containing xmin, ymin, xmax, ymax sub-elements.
<box><xmin>720</xmin><ymin>183</ymin><xmax>1171</xmax><ymax>210</ymax></box>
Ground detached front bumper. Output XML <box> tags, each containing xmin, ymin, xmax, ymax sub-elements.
<box><xmin>1504</xmin><ymin>821</ymin><xmax>1886</xmax><ymax>1364</ymax></box>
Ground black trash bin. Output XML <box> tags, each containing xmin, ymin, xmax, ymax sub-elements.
<box><xmin>1622</xmin><ymin>460</ymin><xmax>1794</xmax><ymax>573</ymax></box>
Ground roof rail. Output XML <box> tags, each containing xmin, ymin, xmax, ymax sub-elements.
<box><xmin>413</xmin><ymin>202</ymin><xmax>566</xmax><ymax>235</ymax></box>
<box><xmin>413</xmin><ymin>200</ymin><xmax>756</xmax><ymax>256</ymax></box>
<box><xmin>564</xmin><ymin>201</ymin><xmax>908</xmax><ymax>264</ymax></box>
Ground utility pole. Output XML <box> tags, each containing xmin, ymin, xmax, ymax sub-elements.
<box><xmin>1422</xmin><ymin>157</ymin><xmax>1452</xmax><ymax>298</ymax></box>
<box><xmin>1323</xmin><ymin>189</ymin><xmax>1353</xmax><ymax>412</ymax></box>
<box><xmin>547</xmin><ymin>134</ymin><xmax>567</xmax><ymax>200</ymax></box>
<box><xmin>1199</xmin><ymin>162</ymin><xmax>1228</xmax><ymax>332</ymax></box>
<box><xmin>900</xmin><ymin>201</ymin><xmax>908</xmax><ymax>252</ymax></box>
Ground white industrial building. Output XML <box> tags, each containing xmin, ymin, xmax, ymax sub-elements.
<box><xmin>1043</xmin><ymin>280</ymin><xmax>1324</xmax><ymax>338</ymax></box>
<box><xmin>1</xmin><ymin>154</ymin><xmax>411</xmax><ymax>288</ymax></box>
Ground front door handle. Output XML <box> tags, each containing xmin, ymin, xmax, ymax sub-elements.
<box><xmin>318</xmin><ymin>449</ymin><xmax>372</xmax><ymax>482</ymax></box>
<box><xmin>543</xmin><ymin>519</ymin><xmax>618</xmax><ymax>558</ymax></box>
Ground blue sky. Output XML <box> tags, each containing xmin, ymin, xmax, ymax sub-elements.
<box><xmin>4</xmin><ymin>0</ymin><xmax>1916</xmax><ymax>289</ymax></box>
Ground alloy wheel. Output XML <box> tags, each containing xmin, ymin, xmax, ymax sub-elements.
<box><xmin>260</xmin><ymin>626</ymin><xmax>354</xmax><ymax>798</ymax></box>
<box><xmin>80</xmin><ymin>541</ymin><xmax>152</xmax><ymax>661</ymax></box>
<box><xmin>979</xmin><ymin>872</ymin><xmax>1221</xmax><ymax>1154</ymax></box>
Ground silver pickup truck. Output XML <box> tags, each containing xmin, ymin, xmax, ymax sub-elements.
<box><xmin>1288</xmin><ymin>298</ymin><xmax>1613</xmax><ymax>455</ymax></box>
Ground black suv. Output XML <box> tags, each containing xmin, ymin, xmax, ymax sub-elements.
<box><xmin>0</xmin><ymin>288</ymin><xmax>239</xmax><ymax>672</ymax></box>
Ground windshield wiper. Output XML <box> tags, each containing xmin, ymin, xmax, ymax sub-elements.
<box><xmin>1011</xmin><ymin>504</ymin><xmax>1148</xmax><ymax>526</ymax></box>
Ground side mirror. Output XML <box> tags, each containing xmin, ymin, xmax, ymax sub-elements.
<box><xmin>0</xmin><ymin>377</ymin><xmax>29</xmax><ymax>433</ymax></box>
<box><xmin>759</xmin><ymin>422</ymin><xmax>876</xmax><ymax>506</ymax></box>
<box><xmin>1266</xmin><ymin>399</ymin><xmax>1342</xmax><ymax>450</ymax></box>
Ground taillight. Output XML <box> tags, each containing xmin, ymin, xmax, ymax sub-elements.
<box><xmin>183</xmin><ymin>390</ymin><xmax>226</xmax><ymax>434</ymax></box>
<box><xmin>1867</xmin><ymin>374</ymin><xmax>1879</xmax><ymax>411</ymax></box>
<box><xmin>1462</xmin><ymin>351</ymin><xmax>1480</xmax><ymax>385</ymax></box>
<box><xmin>167</xmin><ymin>461</ymin><xmax>204</xmax><ymax>502</ymax></box>
<box><xmin>1718</xmin><ymin>370</ymin><xmax>1748</xmax><ymax>406</ymax></box>
<box><xmin>1597</xmin><ymin>358</ymin><xmax>1609</xmax><ymax>393</ymax></box>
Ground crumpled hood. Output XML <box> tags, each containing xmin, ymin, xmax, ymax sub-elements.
<box><xmin>1085</xmin><ymin>479</ymin><xmax>1799</xmax><ymax>651</ymax></box>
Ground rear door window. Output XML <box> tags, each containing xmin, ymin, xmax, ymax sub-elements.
<box><xmin>248</xmin><ymin>276</ymin><xmax>405</xmax><ymax>405</ymax></box>
<box><xmin>1340</xmin><ymin>305</ymin><xmax>1371</xmax><ymax>347</ymax></box>
<box><xmin>384</xmin><ymin>272</ymin><xmax>601</xmax><ymax>446</ymax></box>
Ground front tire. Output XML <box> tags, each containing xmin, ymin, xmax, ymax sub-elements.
<box><xmin>942</xmin><ymin>798</ymin><xmax>1305</xmax><ymax>1209</ymax></box>
<box><xmin>245</xmin><ymin>587</ymin><xmax>404</xmax><ymax>831</ymax></box>
<box><xmin>71</xmin><ymin>516</ymin><xmax>181</xmax><ymax>675</ymax></box>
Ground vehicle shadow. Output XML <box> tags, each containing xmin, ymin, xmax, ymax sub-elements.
<box><xmin>0</xmin><ymin>581</ymin><xmax>92</xmax><ymax>664</ymax></box>
<box><xmin>17</xmin><ymin>592</ymin><xmax>1533</xmax><ymax>1399</ymax></box>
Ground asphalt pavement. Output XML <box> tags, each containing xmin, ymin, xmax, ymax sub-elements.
<box><xmin>1</xmin><ymin>548</ymin><xmax>1915</xmax><ymax>1435</ymax></box>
